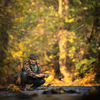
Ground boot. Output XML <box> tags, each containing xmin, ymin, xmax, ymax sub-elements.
<box><xmin>21</xmin><ymin>71</ymin><xmax>28</xmax><ymax>90</ymax></box>
<box><xmin>31</xmin><ymin>78</ymin><xmax>45</xmax><ymax>89</ymax></box>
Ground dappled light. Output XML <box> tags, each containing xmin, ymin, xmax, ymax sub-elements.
<box><xmin>43</xmin><ymin>69</ymin><xmax>100</xmax><ymax>87</ymax></box>
<box><xmin>0</xmin><ymin>0</ymin><xmax>100</xmax><ymax>100</ymax></box>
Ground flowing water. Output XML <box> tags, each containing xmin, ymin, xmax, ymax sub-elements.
<box><xmin>0</xmin><ymin>86</ymin><xmax>100</xmax><ymax>100</ymax></box>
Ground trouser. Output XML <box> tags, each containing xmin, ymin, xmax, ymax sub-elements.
<box><xmin>21</xmin><ymin>71</ymin><xmax>45</xmax><ymax>89</ymax></box>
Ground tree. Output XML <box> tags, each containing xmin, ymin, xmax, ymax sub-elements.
<box><xmin>58</xmin><ymin>0</ymin><xmax>72</xmax><ymax>82</ymax></box>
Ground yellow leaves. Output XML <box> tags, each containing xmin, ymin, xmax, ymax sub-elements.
<box><xmin>40</xmin><ymin>7</ymin><xmax>43</xmax><ymax>10</ymax></box>
<box><xmin>54</xmin><ymin>55</ymin><xmax>56</xmax><ymax>58</ymax></box>
<box><xmin>72</xmin><ymin>59</ymin><xmax>75</xmax><ymax>62</ymax></box>
<box><xmin>9</xmin><ymin>35</ymin><xmax>13</xmax><ymax>39</ymax></box>
<box><xmin>30</xmin><ymin>20</ymin><xmax>33</xmax><ymax>23</ymax></box>
<box><xmin>22</xmin><ymin>33</ymin><xmax>25</xmax><ymax>35</ymax></box>
<box><xmin>21</xmin><ymin>29</ymin><xmax>25</xmax><ymax>31</ymax></box>
<box><xmin>68</xmin><ymin>46</ymin><xmax>76</xmax><ymax>59</ymax></box>
<box><xmin>35</xmin><ymin>27</ymin><xmax>38</xmax><ymax>30</ymax></box>
<box><xmin>12</xmin><ymin>87</ymin><xmax>21</xmax><ymax>93</ymax></box>
<box><xmin>91</xmin><ymin>87</ymin><xmax>98</xmax><ymax>93</ymax></box>
<box><xmin>26</xmin><ymin>39</ymin><xmax>30</xmax><ymax>44</ymax></box>
<box><xmin>65</xmin><ymin>18</ymin><xmax>75</xmax><ymax>23</ymax></box>
<box><xmin>7</xmin><ymin>84</ymin><xmax>21</xmax><ymax>93</ymax></box>
<box><xmin>72</xmin><ymin>46</ymin><xmax>76</xmax><ymax>51</ymax></box>
<box><xmin>72</xmin><ymin>9</ymin><xmax>74</xmax><ymax>12</ymax></box>
<box><xmin>17</xmin><ymin>26</ymin><xmax>19</xmax><ymax>28</ymax></box>
<box><xmin>54</xmin><ymin>39</ymin><xmax>57</xmax><ymax>42</ymax></box>
<box><xmin>32</xmin><ymin>2</ymin><xmax>35</xmax><ymax>5</ymax></box>
<box><xmin>44</xmin><ymin>69</ymin><xmax>55</xmax><ymax>83</ymax></box>
<box><xmin>41</xmin><ymin>23</ymin><xmax>44</xmax><ymax>26</ymax></box>
<box><xmin>15</xmin><ymin>18</ymin><xmax>19</xmax><ymax>21</ymax></box>
<box><xmin>77</xmin><ymin>90</ymin><xmax>81</xmax><ymax>94</ymax></box>
<box><xmin>50</xmin><ymin>5</ymin><xmax>53</xmax><ymax>8</ymax></box>
<box><xmin>49</xmin><ymin>55</ymin><xmax>53</xmax><ymax>59</ymax></box>
<box><xmin>53</xmin><ymin>20</ymin><xmax>55</xmax><ymax>23</ymax></box>
<box><xmin>50</xmin><ymin>13</ymin><xmax>53</xmax><ymax>16</ymax></box>
<box><xmin>53</xmin><ymin>35</ymin><xmax>56</xmax><ymax>38</ymax></box>
<box><xmin>78</xmin><ymin>16</ymin><xmax>82</xmax><ymax>19</ymax></box>
<box><xmin>65</xmin><ymin>18</ymin><xmax>69</xmax><ymax>23</ymax></box>
<box><xmin>35</xmin><ymin>33</ymin><xmax>38</xmax><ymax>35</ymax></box>
<box><xmin>69</xmin><ymin>38</ymin><xmax>74</xmax><ymax>43</ymax></box>
<box><xmin>28</xmin><ymin>49</ymin><xmax>30</xmax><ymax>52</ymax></box>
<box><xmin>49</xmin><ymin>42</ymin><xmax>51</xmax><ymax>45</ymax></box>
<box><xmin>7</xmin><ymin>84</ymin><xmax>14</xmax><ymax>90</ymax></box>
<box><xmin>81</xmin><ymin>50</ymin><xmax>84</xmax><ymax>54</ymax></box>
<box><xmin>68</xmin><ymin>50</ymin><xmax>71</xmax><ymax>53</ymax></box>
<box><xmin>80</xmin><ymin>48</ymin><xmax>82</xmax><ymax>50</ymax></box>
<box><xmin>19</xmin><ymin>17</ymin><xmax>23</xmax><ymax>22</ymax></box>
<box><xmin>55</xmin><ymin>14</ymin><xmax>58</xmax><ymax>17</ymax></box>
<box><xmin>68</xmin><ymin>54</ymin><xmax>74</xmax><ymax>59</ymax></box>
<box><xmin>27</xmin><ymin>26</ymin><xmax>31</xmax><ymax>30</ymax></box>
<box><xmin>7</xmin><ymin>57</ymin><xmax>9</xmax><ymax>60</ymax></box>
<box><xmin>29</xmin><ymin>9</ymin><xmax>32</xmax><ymax>11</ymax></box>
<box><xmin>56</xmin><ymin>18</ymin><xmax>59</xmax><ymax>22</ymax></box>
<box><xmin>74</xmin><ymin>72</ymin><xmax>79</xmax><ymax>76</ymax></box>
<box><xmin>34</xmin><ymin>37</ymin><xmax>37</xmax><ymax>40</ymax></box>
<box><xmin>18</xmin><ymin>51</ymin><xmax>23</xmax><ymax>55</ymax></box>
<box><xmin>72</xmin><ymin>32</ymin><xmax>75</xmax><ymax>36</ymax></box>
<box><xmin>63</xmin><ymin>30</ymin><xmax>67</xmax><ymax>33</ymax></box>
<box><xmin>44</xmin><ymin>51</ymin><xmax>51</xmax><ymax>62</ymax></box>
<box><xmin>40</xmin><ymin>7</ymin><xmax>43</xmax><ymax>12</ymax></box>
<box><xmin>62</xmin><ymin>2</ymin><xmax>65</xmax><ymax>5</ymax></box>
<box><xmin>37</xmin><ymin>49</ymin><xmax>41</xmax><ymax>53</ymax></box>
<box><xmin>98</xmin><ymin>34</ymin><xmax>100</xmax><ymax>37</ymax></box>
<box><xmin>20</xmin><ymin>3</ymin><xmax>23</xmax><ymax>5</ymax></box>
<box><xmin>69</xmin><ymin>47</ymin><xmax>75</xmax><ymax>53</ymax></box>
<box><xmin>49</xmin><ymin>5</ymin><xmax>54</xmax><ymax>9</ymax></box>
<box><xmin>69</xmin><ymin>18</ymin><xmax>74</xmax><ymax>23</ymax></box>
<box><xmin>40</xmin><ymin>37</ymin><xmax>43</xmax><ymax>40</ymax></box>
<box><xmin>84</xmin><ymin>7</ymin><xmax>88</xmax><ymax>10</ymax></box>
<box><xmin>37</xmin><ymin>23</ymin><xmax>44</xmax><ymax>28</ymax></box>
<box><xmin>69</xmin><ymin>9</ymin><xmax>74</xmax><ymax>12</ymax></box>
<box><xmin>29</xmin><ymin>44</ymin><xmax>32</xmax><ymax>47</ymax></box>
<box><xmin>71</xmin><ymin>54</ymin><xmax>74</xmax><ymax>58</ymax></box>
<box><xmin>11</xmin><ymin>51</ymin><xmax>23</xmax><ymax>58</ymax></box>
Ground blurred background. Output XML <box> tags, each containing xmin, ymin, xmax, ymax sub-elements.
<box><xmin>0</xmin><ymin>0</ymin><xmax>100</xmax><ymax>86</ymax></box>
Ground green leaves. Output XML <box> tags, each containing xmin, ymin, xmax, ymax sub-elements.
<box><xmin>75</xmin><ymin>58</ymin><xmax>97</xmax><ymax>73</ymax></box>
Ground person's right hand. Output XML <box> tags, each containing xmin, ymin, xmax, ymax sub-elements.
<box><xmin>35</xmin><ymin>74</ymin><xmax>44</xmax><ymax>78</ymax></box>
<box><xmin>44</xmin><ymin>74</ymin><xmax>49</xmax><ymax>78</ymax></box>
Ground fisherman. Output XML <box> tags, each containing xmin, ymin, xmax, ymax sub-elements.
<box><xmin>14</xmin><ymin>53</ymin><xmax>49</xmax><ymax>90</ymax></box>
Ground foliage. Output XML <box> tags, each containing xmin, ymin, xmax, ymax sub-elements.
<box><xmin>0</xmin><ymin>0</ymin><xmax>100</xmax><ymax>84</ymax></box>
<box><xmin>75</xmin><ymin>58</ymin><xmax>97</xmax><ymax>73</ymax></box>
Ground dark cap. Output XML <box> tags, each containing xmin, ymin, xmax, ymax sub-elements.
<box><xmin>28</xmin><ymin>53</ymin><xmax>39</xmax><ymax>60</ymax></box>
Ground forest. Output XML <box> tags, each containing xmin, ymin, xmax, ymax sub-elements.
<box><xmin>0</xmin><ymin>0</ymin><xmax>100</xmax><ymax>88</ymax></box>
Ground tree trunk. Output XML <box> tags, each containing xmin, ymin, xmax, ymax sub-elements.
<box><xmin>58</xmin><ymin>0</ymin><xmax>62</xmax><ymax>16</ymax></box>
<box><xmin>58</xmin><ymin>0</ymin><xmax>72</xmax><ymax>82</ymax></box>
<box><xmin>58</xmin><ymin>30</ymin><xmax>72</xmax><ymax>82</ymax></box>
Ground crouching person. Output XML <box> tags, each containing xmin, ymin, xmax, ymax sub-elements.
<box><xmin>14</xmin><ymin>53</ymin><xmax>49</xmax><ymax>90</ymax></box>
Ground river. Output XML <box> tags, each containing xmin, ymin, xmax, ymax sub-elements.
<box><xmin>0</xmin><ymin>86</ymin><xmax>100</xmax><ymax>100</ymax></box>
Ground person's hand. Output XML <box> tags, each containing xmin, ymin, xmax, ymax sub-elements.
<box><xmin>44</xmin><ymin>74</ymin><xmax>49</xmax><ymax>78</ymax></box>
<box><xmin>35</xmin><ymin>74</ymin><xmax>45</xmax><ymax>78</ymax></box>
